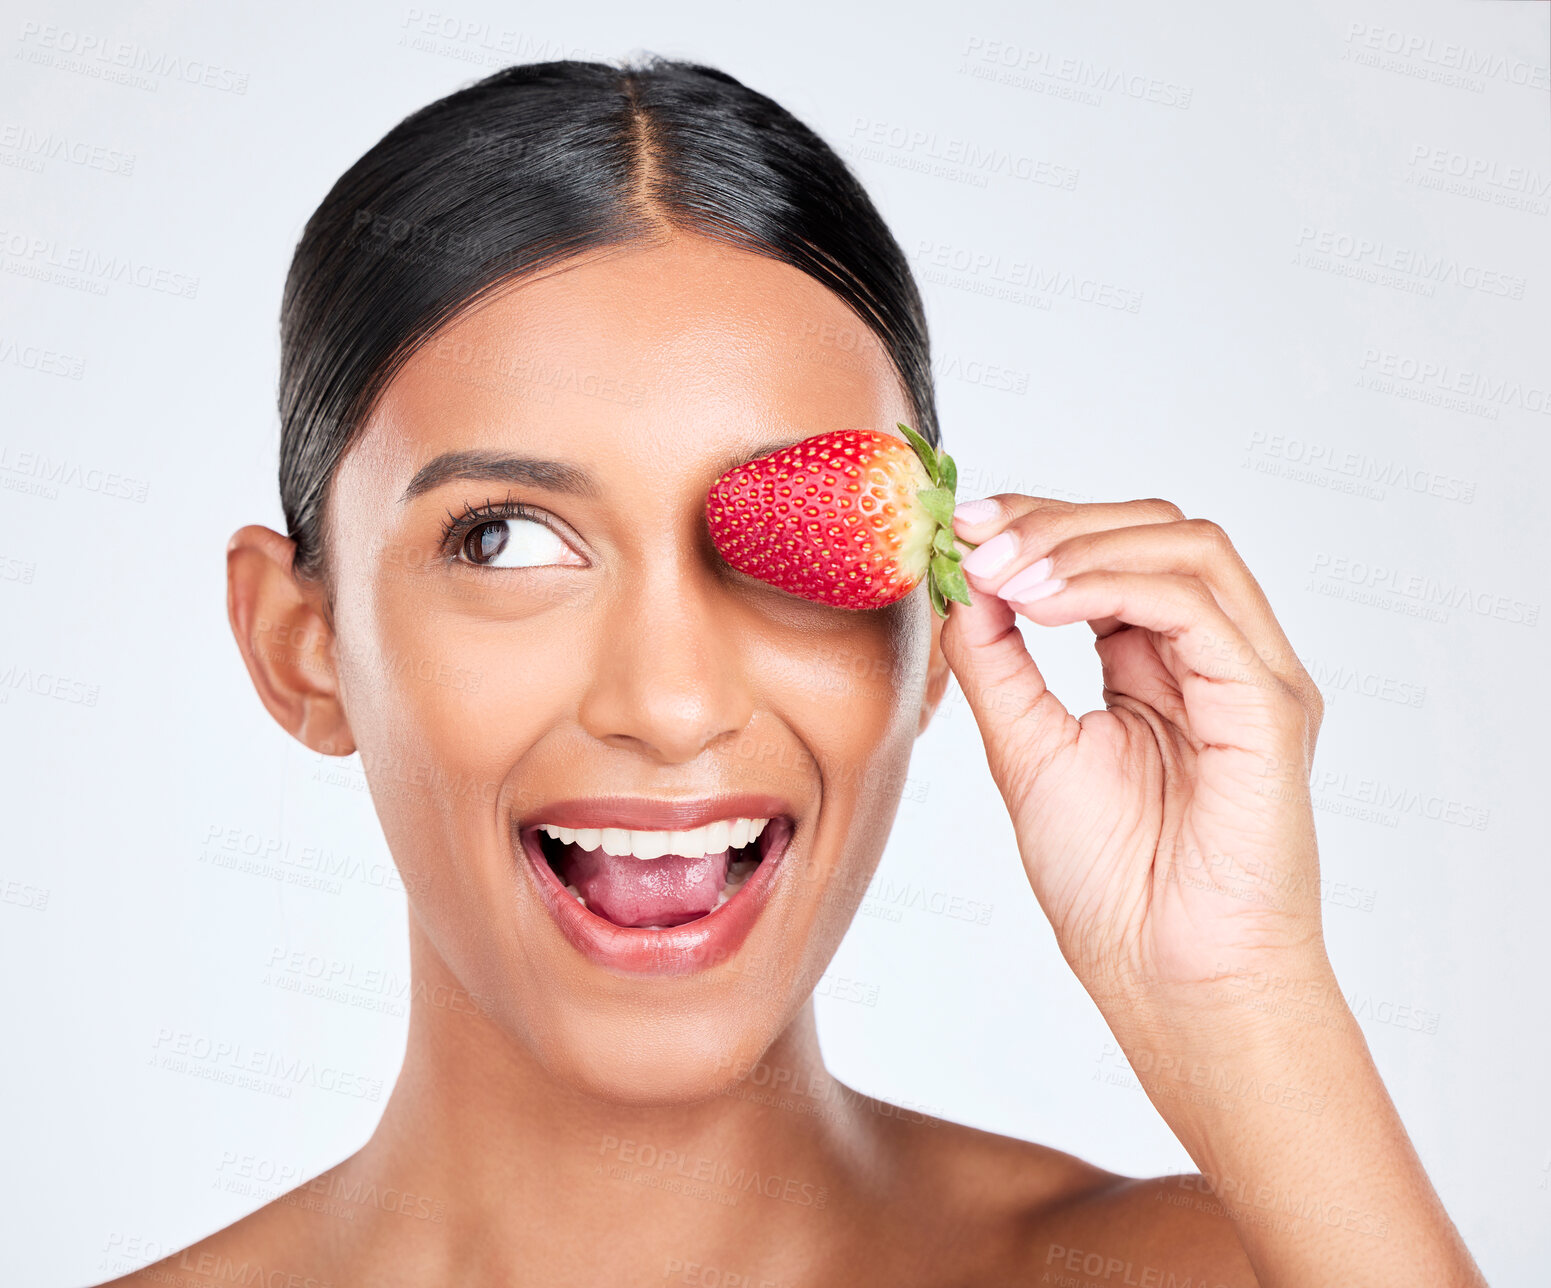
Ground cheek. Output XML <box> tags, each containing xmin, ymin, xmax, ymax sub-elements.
<box><xmin>757</xmin><ymin>602</ymin><xmax>931</xmax><ymax>826</ymax></box>
<box><xmin>746</xmin><ymin>606</ymin><xmax>930</xmax><ymax>978</ymax></box>
<box><xmin>332</xmin><ymin>592</ymin><xmax>585</xmax><ymax>862</ymax></box>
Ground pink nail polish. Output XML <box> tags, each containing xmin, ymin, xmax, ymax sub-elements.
<box><xmin>996</xmin><ymin>558</ymin><xmax>1056</xmax><ymax>601</ymax></box>
<box><xmin>960</xmin><ymin>531</ymin><xmax>1017</xmax><ymax>577</ymax></box>
<box><xmin>953</xmin><ymin>498</ymin><xmax>1000</xmax><ymax>527</ymax></box>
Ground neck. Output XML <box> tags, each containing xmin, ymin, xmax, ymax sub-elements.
<box><xmin>329</xmin><ymin>911</ymin><xmax>860</xmax><ymax>1278</ymax></box>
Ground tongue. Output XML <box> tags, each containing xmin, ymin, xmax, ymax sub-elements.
<box><xmin>561</xmin><ymin>846</ymin><xmax>732</xmax><ymax>928</ymax></box>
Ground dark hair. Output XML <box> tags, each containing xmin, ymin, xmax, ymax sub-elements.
<box><xmin>279</xmin><ymin>57</ymin><xmax>938</xmax><ymax>578</ymax></box>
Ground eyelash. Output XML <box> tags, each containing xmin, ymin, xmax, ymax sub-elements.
<box><xmin>437</xmin><ymin>497</ymin><xmax>563</xmax><ymax>562</ymax></box>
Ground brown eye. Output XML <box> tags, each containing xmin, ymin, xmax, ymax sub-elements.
<box><xmin>464</xmin><ymin>520</ymin><xmax>509</xmax><ymax>564</ymax></box>
<box><xmin>457</xmin><ymin>518</ymin><xmax>585</xmax><ymax>569</ymax></box>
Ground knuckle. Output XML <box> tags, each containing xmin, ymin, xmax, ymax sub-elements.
<box><xmin>1182</xmin><ymin>516</ymin><xmax>1231</xmax><ymax>549</ymax></box>
<box><xmin>1009</xmin><ymin>499</ymin><xmax>1076</xmax><ymax>539</ymax></box>
<box><xmin>1175</xmin><ymin>573</ymin><xmax>1217</xmax><ymax>611</ymax></box>
<box><xmin>1137</xmin><ymin>497</ymin><xmax>1186</xmax><ymax>522</ymax></box>
<box><xmin>1305</xmin><ymin>685</ymin><xmax>1326</xmax><ymax>733</ymax></box>
<box><xmin>1149</xmin><ymin>574</ymin><xmax>1214</xmax><ymax>627</ymax></box>
<box><xmin>1287</xmin><ymin>662</ymin><xmax>1325</xmax><ymax>722</ymax></box>
<box><xmin>1182</xmin><ymin>517</ymin><xmax>1251</xmax><ymax>581</ymax></box>
<box><xmin>990</xmin><ymin>492</ymin><xmax>1050</xmax><ymax>515</ymax></box>
<box><xmin>1274</xmin><ymin>681</ymin><xmax>1310</xmax><ymax>733</ymax></box>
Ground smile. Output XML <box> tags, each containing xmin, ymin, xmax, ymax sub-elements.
<box><xmin>537</xmin><ymin>816</ymin><xmax>771</xmax><ymax>929</ymax></box>
<box><xmin>515</xmin><ymin>795</ymin><xmax>798</xmax><ymax>975</ymax></box>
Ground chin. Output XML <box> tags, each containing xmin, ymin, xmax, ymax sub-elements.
<box><xmin>395</xmin><ymin>773</ymin><xmax>890</xmax><ymax>1105</ymax></box>
<box><xmin>532</xmin><ymin>1015</ymin><xmax>793</xmax><ymax>1109</ymax></box>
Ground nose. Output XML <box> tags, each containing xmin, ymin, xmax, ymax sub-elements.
<box><xmin>577</xmin><ymin>562</ymin><xmax>755</xmax><ymax>765</ymax></box>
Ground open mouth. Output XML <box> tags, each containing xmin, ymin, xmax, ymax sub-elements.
<box><xmin>531</xmin><ymin>815</ymin><xmax>793</xmax><ymax>930</ymax></box>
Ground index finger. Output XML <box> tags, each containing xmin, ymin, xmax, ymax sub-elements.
<box><xmin>952</xmin><ymin>494</ymin><xmax>1185</xmax><ymax>545</ymax></box>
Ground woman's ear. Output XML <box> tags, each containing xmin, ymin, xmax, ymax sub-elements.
<box><xmin>917</xmin><ymin>609</ymin><xmax>952</xmax><ymax>737</ymax></box>
<box><xmin>226</xmin><ymin>525</ymin><xmax>356</xmax><ymax>756</ymax></box>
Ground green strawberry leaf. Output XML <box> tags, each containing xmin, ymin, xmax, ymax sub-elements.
<box><xmin>938</xmin><ymin>451</ymin><xmax>958</xmax><ymax>496</ymax></box>
<box><xmin>932</xmin><ymin>527</ymin><xmax>961</xmax><ymax>559</ymax></box>
<box><xmin>897</xmin><ymin>422</ymin><xmax>941</xmax><ymax>486</ymax></box>
<box><xmin>931</xmin><ymin>556</ymin><xmax>972</xmax><ymax>606</ymax></box>
<box><xmin>927</xmin><ymin>575</ymin><xmax>947</xmax><ymax>618</ymax></box>
<box><xmin>917</xmin><ymin>487</ymin><xmax>956</xmax><ymax>528</ymax></box>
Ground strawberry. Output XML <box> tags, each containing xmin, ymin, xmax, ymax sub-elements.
<box><xmin>705</xmin><ymin>423</ymin><xmax>972</xmax><ymax>615</ymax></box>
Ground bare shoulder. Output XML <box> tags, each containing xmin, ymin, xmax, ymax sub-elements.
<box><xmin>90</xmin><ymin>1098</ymin><xmax>1255</xmax><ymax>1288</ymax></box>
<box><xmin>1020</xmin><ymin>1173</ymin><xmax>1258</xmax><ymax>1288</ymax></box>
<box><xmin>845</xmin><ymin>1091</ymin><xmax>1257</xmax><ymax>1287</ymax></box>
<box><xmin>91</xmin><ymin>1169</ymin><xmax>350</xmax><ymax>1288</ymax></box>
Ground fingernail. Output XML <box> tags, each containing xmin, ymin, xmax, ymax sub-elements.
<box><xmin>996</xmin><ymin>559</ymin><xmax>1057</xmax><ymax>602</ymax></box>
<box><xmin>1002</xmin><ymin>577</ymin><xmax>1064</xmax><ymax>605</ymax></box>
<box><xmin>953</xmin><ymin>498</ymin><xmax>1001</xmax><ymax>528</ymax></box>
<box><xmin>960</xmin><ymin>531</ymin><xmax>1017</xmax><ymax>578</ymax></box>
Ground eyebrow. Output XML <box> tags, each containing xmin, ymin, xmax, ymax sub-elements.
<box><xmin>399</xmin><ymin>450</ymin><xmax>597</xmax><ymax>503</ymax></box>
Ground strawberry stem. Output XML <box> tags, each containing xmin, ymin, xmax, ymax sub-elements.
<box><xmin>896</xmin><ymin>422</ymin><xmax>975</xmax><ymax>618</ymax></box>
<box><xmin>897</xmin><ymin>422</ymin><xmax>940</xmax><ymax>485</ymax></box>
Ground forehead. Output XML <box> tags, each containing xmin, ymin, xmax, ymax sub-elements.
<box><xmin>348</xmin><ymin>234</ymin><xmax>912</xmax><ymax>481</ymax></box>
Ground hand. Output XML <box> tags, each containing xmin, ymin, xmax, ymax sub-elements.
<box><xmin>941</xmin><ymin>496</ymin><xmax>1329</xmax><ymax>1015</ymax></box>
<box><xmin>943</xmin><ymin>496</ymin><xmax>1489</xmax><ymax>1288</ymax></box>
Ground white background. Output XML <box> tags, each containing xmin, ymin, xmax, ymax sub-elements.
<box><xmin>2</xmin><ymin>1</ymin><xmax>1548</xmax><ymax>1283</ymax></box>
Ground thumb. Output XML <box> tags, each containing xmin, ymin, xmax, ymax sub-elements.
<box><xmin>940</xmin><ymin>591</ymin><xmax>1078</xmax><ymax>795</ymax></box>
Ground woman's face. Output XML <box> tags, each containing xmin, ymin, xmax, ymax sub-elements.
<box><xmin>314</xmin><ymin>234</ymin><xmax>947</xmax><ymax>1103</ymax></box>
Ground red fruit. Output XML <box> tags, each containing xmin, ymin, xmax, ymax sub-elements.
<box><xmin>705</xmin><ymin>424</ymin><xmax>971</xmax><ymax>614</ymax></box>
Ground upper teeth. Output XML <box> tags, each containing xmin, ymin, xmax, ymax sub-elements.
<box><xmin>539</xmin><ymin>817</ymin><xmax>769</xmax><ymax>860</ymax></box>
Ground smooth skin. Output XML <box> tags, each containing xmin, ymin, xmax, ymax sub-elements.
<box><xmin>103</xmin><ymin>234</ymin><xmax>1482</xmax><ymax>1287</ymax></box>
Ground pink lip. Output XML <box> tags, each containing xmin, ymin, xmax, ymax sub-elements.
<box><xmin>514</xmin><ymin>795</ymin><xmax>798</xmax><ymax>977</ymax></box>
